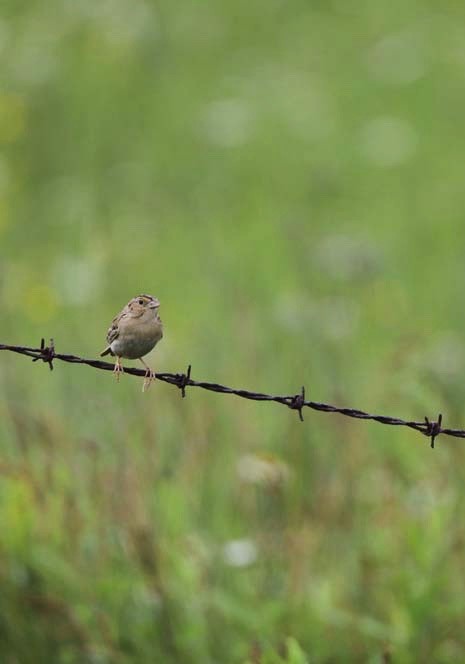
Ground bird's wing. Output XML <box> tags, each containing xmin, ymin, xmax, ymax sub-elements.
<box><xmin>106</xmin><ymin>317</ymin><xmax>121</xmax><ymax>345</ymax></box>
<box><xmin>100</xmin><ymin>308</ymin><xmax>129</xmax><ymax>356</ymax></box>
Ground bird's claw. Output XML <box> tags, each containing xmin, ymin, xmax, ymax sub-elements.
<box><xmin>142</xmin><ymin>368</ymin><xmax>156</xmax><ymax>392</ymax></box>
<box><xmin>113</xmin><ymin>359</ymin><xmax>124</xmax><ymax>382</ymax></box>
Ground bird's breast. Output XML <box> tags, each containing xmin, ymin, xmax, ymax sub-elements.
<box><xmin>111</xmin><ymin>318</ymin><xmax>163</xmax><ymax>359</ymax></box>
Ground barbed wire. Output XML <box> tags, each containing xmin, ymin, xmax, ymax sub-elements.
<box><xmin>0</xmin><ymin>338</ymin><xmax>461</xmax><ymax>448</ymax></box>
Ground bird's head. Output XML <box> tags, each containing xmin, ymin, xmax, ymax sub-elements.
<box><xmin>127</xmin><ymin>294</ymin><xmax>160</xmax><ymax>317</ymax></box>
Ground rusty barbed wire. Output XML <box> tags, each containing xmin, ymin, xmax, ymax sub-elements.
<box><xmin>1</xmin><ymin>338</ymin><xmax>463</xmax><ymax>448</ymax></box>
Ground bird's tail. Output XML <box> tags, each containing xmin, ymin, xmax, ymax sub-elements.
<box><xmin>100</xmin><ymin>346</ymin><xmax>113</xmax><ymax>357</ymax></box>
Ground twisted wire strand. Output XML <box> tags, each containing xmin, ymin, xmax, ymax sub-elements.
<box><xmin>0</xmin><ymin>339</ymin><xmax>459</xmax><ymax>448</ymax></box>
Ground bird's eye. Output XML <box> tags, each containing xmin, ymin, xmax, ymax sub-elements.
<box><xmin>138</xmin><ymin>299</ymin><xmax>144</xmax><ymax>305</ymax></box>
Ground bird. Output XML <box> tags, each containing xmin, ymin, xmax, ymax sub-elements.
<box><xmin>100</xmin><ymin>294</ymin><xmax>163</xmax><ymax>391</ymax></box>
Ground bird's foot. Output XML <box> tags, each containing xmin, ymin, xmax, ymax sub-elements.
<box><xmin>113</xmin><ymin>358</ymin><xmax>124</xmax><ymax>382</ymax></box>
<box><xmin>142</xmin><ymin>368</ymin><xmax>156</xmax><ymax>392</ymax></box>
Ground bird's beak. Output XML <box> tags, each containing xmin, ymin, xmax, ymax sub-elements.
<box><xmin>149</xmin><ymin>300</ymin><xmax>160</xmax><ymax>309</ymax></box>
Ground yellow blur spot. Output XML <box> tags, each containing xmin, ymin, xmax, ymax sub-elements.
<box><xmin>0</xmin><ymin>93</ymin><xmax>26</xmax><ymax>143</ymax></box>
<box><xmin>24</xmin><ymin>285</ymin><xmax>58</xmax><ymax>323</ymax></box>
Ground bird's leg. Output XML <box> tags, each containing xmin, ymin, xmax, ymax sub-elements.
<box><xmin>113</xmin><ymin>356</ymin><xmax>124</xmax><ymax>382</ymax></box>
<box><xmin>140</xmin><ymin>358</ymin><xmax>156</xmax><ymax>392</ymax></box>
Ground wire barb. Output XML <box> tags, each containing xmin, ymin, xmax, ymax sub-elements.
<box><xmin>424</xmin><ymin>414</ymin><xmax>443</xmax><ymax>449</ymax></box>
<box><xmin>289</xmin><ymin>386</ymin><xmax>306</xmax><ymax>422</ymax></box>
<box><xmin>176</xmin><ymin>364</ymin><xmax>192</xmax><ymax>399</ymax></box>
<box><xmin>32</xmin><ymin>338</ymin><xmax>55</xmax><ymax>371</ymax></box>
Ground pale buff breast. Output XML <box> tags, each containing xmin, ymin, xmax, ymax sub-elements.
<box><xmin>111</xmin><ymin>316</ymin><xmax>163</xmax><ymax>359</ymax></box>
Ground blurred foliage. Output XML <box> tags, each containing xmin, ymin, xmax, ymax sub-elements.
<box><xmin>1</xmin><ymin>0</ymin><xmax>465</xmax><ymax>662</ymax></box>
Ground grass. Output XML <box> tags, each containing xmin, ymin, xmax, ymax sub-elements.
<box><xmin>1</xmin><ymin>1</ymin><xmax>465</xmax><ymax>662</ymax></box>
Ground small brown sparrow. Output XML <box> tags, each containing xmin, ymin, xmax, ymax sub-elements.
<box><xmin>100</xmin><ymin>294</ymin><xmax>163</xmax><ymax>391</ymax></box>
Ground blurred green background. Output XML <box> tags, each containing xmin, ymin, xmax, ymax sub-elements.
<box><xmin>1</xmin><ymin>1</ymin><xmax>465</xmax><ymax>662</ymax></box>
